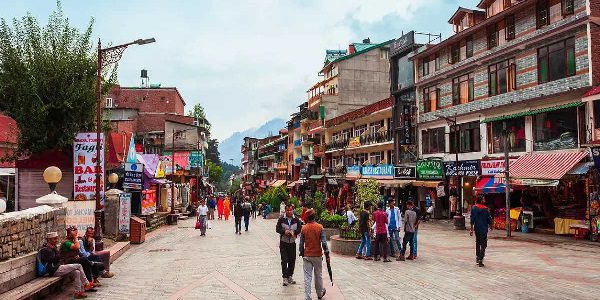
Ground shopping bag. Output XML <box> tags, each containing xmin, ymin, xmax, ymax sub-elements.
<box><xmin>195</xmin><ymin>220</ymin><xmax>201</xmax><ymax>230</ymax></box>
<box><xmin>207</xmin><ymin>220</ymin><xmax>212</xmax><ymax>230</ymax></box>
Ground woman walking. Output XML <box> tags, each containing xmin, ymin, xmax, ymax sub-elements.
<box><xmin>223</xmin><ymin>197</ymin><xmax>231</xmax><ymax>221</ymax></box>
<box><xmin>217</xmin><ymin>197</ymin><xmax>224</xmax><ymax>220</ymax></box>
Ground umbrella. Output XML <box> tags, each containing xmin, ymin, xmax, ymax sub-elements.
<box><xmin>325</xmin><ymin>253</ymin><xmax>333</xmax><ymax>286</ymax></box>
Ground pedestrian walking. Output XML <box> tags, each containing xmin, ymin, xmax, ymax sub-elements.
<box><xmin>251</xmin><ymin>199</ymin><xmax>257</xmax><ymax>219</ymax></box>
<box><xmin>411</xmin><ymin>200</ymin><xmax>421</xmax><ymax>259</ymax></box>
<box><xmin>242</xmin><ymin>197</ymin><xmax>252</xmax><ymax>231</ymax></box>
<box><xmin>197</xmin><ymin>201</ymin><xmax>208</xmax><ymax>236</ymax></box>
<box><xmin>470</xmin><ymin>195</ymin><xmax>493</xmax><ymax>267</ymax></box>
<box><xmin>385</xmin><ymin>200</ymin><xmax>402</xmax><ymax>259</ymax></box>
<box><xmin>372</xmin><ymin>202</ymin><xmax>390</xmax><ymax>262</ymax></box>
<box><xmin>224</xmin><ymin>197</ymin><xmax>231</xmax><ymax>221</ymax></box>
<box><xmin>234</xmin><ymin>200</ymin><xmax>243</xmax><ymax>234</ymax></box>
<box><xmin>207</xmin><ymin>196</ymin><xmax>216</xmax><ymax>220</ymax></box>
<box><xmin>355</xmin><ymin>202</ymin><xmax>372</xmax><ymax>260</ymax></box>
<box><xmin>399</xmin><ymin>201</ymin><xmax>418</xmax><ymax>261</ymax></box>
<box><xmin>299</xmin><ymin>209</ymin><xmax>328</xmax><ymax>300</ymax></box>
<box><xmin>217</xmin><ymin>197</ymin><xmax>224</xmax><ymax>220</ymax></box>
<box><xmin>276</xmin><ymin>204</ymin><xmax>302</xmax><ymax>286</ymax></box>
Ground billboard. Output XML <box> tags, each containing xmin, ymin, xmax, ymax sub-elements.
<box><xmin>73</xmin><ymin>133</ymin><xmax>105</xmax><ymax>203</ymax></box>
<box><xmin>65</xmin><ymin>200</ymin><xmax>96</xmax><ymax>236</ymax></box>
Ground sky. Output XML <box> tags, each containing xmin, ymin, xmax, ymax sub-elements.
<box><xmin>0</xmin><ymin>0</ymin><xmax>471</xmax><ymax>140</ymax></box>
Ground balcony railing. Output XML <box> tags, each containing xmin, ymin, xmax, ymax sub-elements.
<box><xmin>300</xmin><ymin>110</ymin><xmax>319</xmax><ymax>121</ymax></box>
<box><xmin>326</xmin><ymin>130</ymin><xmax>393</xmax><ymax>151</ymax></box>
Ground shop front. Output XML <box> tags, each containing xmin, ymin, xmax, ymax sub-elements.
<box><xmin>414</xmin><ymin>159</ymin><xmax>445</xmax><ymax>217</ymax></box>
<box><xmin>443</xmin><ymin>160</ymin><xmax>481</xmax><ymax>218</ymax></box>
<box><xmin>392</xmin><ymin>165</ymin><xmax>417</xmax><ymax>207</ymax></box>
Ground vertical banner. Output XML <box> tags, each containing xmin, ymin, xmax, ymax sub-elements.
<box><xmin>119</xmin><ymin>193</ymin><xmax>131</xmax><ymax>234</ymax></box>
<box><xmin>591</xmin><ymin>147</ymin><xmax>600</xmax><ymax>173</ymax></box>
<box><xmin>141</xmin><ymin>189</ymin><xmax>157</xmax><ymax>215</ymax></box>
<box><xmin>65</xmin><ymin>200</ymin><xmax>96</xmax><ymax>236</ymax></box>
<box><xmin>73</xmin><ymin>133</ymin><xmax>105</xmax><ymax>205</ymax></box>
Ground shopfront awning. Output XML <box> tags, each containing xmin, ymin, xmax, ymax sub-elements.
<box><xmin>481</xmin><ymin>102</ymin><xmax>584</xmax><ymax>123</ymax></box>
<box><xmin>271</xmin><ymin>180</ymin><xmax>287</xmax><ymax>187</ymax></box>
<box><xmin>567</xmin><ymin>162</ymin><xmax>594</xmax><ymax>175</ymax></box>
<box><xmin>309</xmin><ymin>174</ymin><xmax>324</xmax><ymax>180</ymax></box>
<box><xmin>412</xmin><ymin>180</ymin><xmax>442</xmax><ymax>188</ymax></box>
<box><xmin>475</xmin><ymin>176</ymin><xmax>505</xmax><ymax>193</ymax></box>
<box><xmin>494</xmin><ymin>151</ymin><xmax>588</xmax><ymax>182</ymax></box>
<box><xmin>380</xmin><ymin>179</ymin><xmax>414</xmax><ymax>188</ymax></box>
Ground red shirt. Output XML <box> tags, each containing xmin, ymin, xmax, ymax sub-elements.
<box><xmin>373</xmin><ymin>209</ymin><xmax>388</xmax><ymax>234</ymax></box>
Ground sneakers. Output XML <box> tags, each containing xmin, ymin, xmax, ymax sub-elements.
<box><xmin>287</xmin><ymin>277</ymin><xmax>296</xmax><ymax>285</ymax></box>
<box><xmin>363</xmin><ymin>256</ymin><xmax>373</xmax><ymax>261</ymax></box>
<box><xmin>374</xmin><ymin>256</ymin><xmax>381</xmax><ymax>262</ymax></box>
<box><xmin>406</xmin><ymin>255</ymin><xmax>415</xmax><ymax>260</ymax></box>
<box><xmin>355</xmin><ymin>255</ymin><xmax>363</xmax><ymax>259</ymax></box>
<box><xmin>383</xmin><ymin>258</ymin><xmax>392</xmax><ymax>262</ymax></box>
<box><xmin>397</xmin><ymin>256</ymin><xmax>405</xmax><ymax>261</ymax></box>
<box><xmin>282</xmin><ymin>278</ymin><xmax>288</xmax><ymax>286</ymax></box>
<box><xmin>74</xmin><ymin>292</ymin><xmax>88</xmax><ymax>299</ymax></box>
<box><xmin>318</xmin><ymin>288</ymin><xmax>327</xmax><ymax>299</ymax></box>
<box><xmin>101</xmin><ymin>271</ymin><xmax>115</xmax><ymax>278</ymax></box>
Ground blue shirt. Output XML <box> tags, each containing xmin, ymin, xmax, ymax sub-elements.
<box><xmin>388</xmin><ymin>209</ymin><xmax>397</xmax><ymax>229</ymax></box>
<box><xmin>470</xmin><ymin>205</ymin><xmax>492</xmax><ymax>235</ymax></box>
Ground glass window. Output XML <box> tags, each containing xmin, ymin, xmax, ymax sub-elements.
<box><xmin>450</xmin><ymin>121</ymin><xmax>481</xmax><ymax>153</ymax></box>
<box><xmin>562</xmin><ymin>0</ymin><xmax>574</xmax><ymax>15</ymax></box>
<box><xmin>487</xmin><ymin>24</ymin><xmax>498</xmax><ymax>49</ymax></box>
<box><xmin>533</xmin><ymin>106</ymin><xmax>579</xmax><ymax>150</ymax></box>
<box><xmin>423</xmin><ymin>86</ymin><xmax>440</xmax><ymax>113</ymax></box>
<box><xmin>466</xmin><ymin>36</ymin><xmax>474</xmax><ymax>58</ymax></box>
<box><xmin>354</xmin><ymin>124</ymin><xmax>367</xmax><ymax>137</ymax></box>
<box><xmin>354</xmin><ymin>153</ymin><xmax>367</xmax><ymax>166</ymax></box>
<box><xmin>486</xmin><ymin>117</ymin><xmax>526</xmax><ymax>153</ymax></box>
<box><xmin>489</xmin><ymin>58</ymin><xmax>516</xmax><ymax>96</ymax></box>
<box><xmin>537</xmin><ymin>0</ymin><xmax>549</xmax><ymax>28</ymax></box>
<box><xmin>422</xmin><ymin>59</ymin><xmax>430</xmax><ymax>76</ymax></box>
<box><xmin>435</xmin><ymin>53</ymin><xmax>441</xmax><ymax>71</ymax></box>
<box><xmin>452</xmin><ymin>73</ymin><xmax>474</xmax><ymax>105</ymax></box>
<box><xmin>369</xmin><ymin>120</ymin><xmax>384</xmax><ymax>134</ymax></box>
<box><xmin>449</xmin><ymin>44</ymin><xmax>460</xmax><ymax>64</ymax></box>
<box><xmin>505</xmin><ymin>15</ymin><xmax>515</xmax><ymax>40</ymax></box>
<box><xmin>422</xmin><ymin>127</ymin><xmax>446</xmax><ymax>154</ymax></box>
<box><xmin>396</xmin><ymin>55</ymin><xmax>414</xmax><ymax>90</ymax></box>
<box><xmin>370</xmin><ymin>151</ymin><xmax>384</xmax><ymax>165</ymax></box>
<box><xmin>537</xmin><ymin>38</ymin><xmax>576</xmax><ymax>83</ymax></box>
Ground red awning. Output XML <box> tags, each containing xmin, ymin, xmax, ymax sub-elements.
<box><xmin>495</xmin><ymin>151</ymin><xmax>587</xmax><ymax>181</ymax></box>
<box><xmin>583</xmin><ymin>86</ymin><xmax>600</xmax><ymax>98</ymax></box>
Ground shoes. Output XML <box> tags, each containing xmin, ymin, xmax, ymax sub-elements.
<box><xmin>397</xmin><ymin>256</ymin><xmax>405</xmax><ymax>261</ymax></box>
<box><xmin>282</xmin><ymin>278</ymin><xmax>288</xmax><ymax>286</ymax></box>
<box><xmin>383</xmin><ymin>258</ymin><xmax>392</xmax><ymax>262</ymax></box>
<box><xmin>478</xmin><ymin>262</ymin><xmax>485</xmax><ymax>267</ymax></box>
<box><xmin>101</xmin><ymin>271</ymin><xmax>115</xmax><ymax>278</ymax></box>
<box><xmin>318</xmin><ymin>288</ymin><xmax>326</xmax><ymax>299</ymax></box>
<box><xmin>238</xmin><ymin>232</ymin><xmax>242</xmax><ymax>235</ymax></box>
<box><xmin>92</xmin><ymin>278</ymin><xmax>102</xmax><ymax>287</ymax></box>
<box><xmin>287</xmin><ymin>277</ymin><xmax>296</xmax><ymax>285</ymax></box>
<box><xmin>355</xmin><ymin>255</ymin><xmax>363</xmax><ymax>259</ymax></box>
<box><xmin>74</xmin><ymin>292</ymin><xmax>88</xmax><ymax>299</ymax></box>
<box><xmin>374</xmin><ymin>256</ymin><xmax>381</xmax><ymax>261</ymax></box>
<box><xmin>406</xmin><ymin>255</ymin><xmax>415</xmax><ymax>260</ymax></box>
<box><xmin>363</xmin><ymin>256</ymin><xmax>373</xmax><ymax>261</ymax></box>
<box><xmin>84</xmin><ymin>282</ymin><xmax>96</xmax><ymax>292</ymax></box>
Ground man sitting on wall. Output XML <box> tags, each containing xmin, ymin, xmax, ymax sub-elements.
<box><xmin>80</xmin><ymin>227</ymin><xmax>115</xmax><ymax>281</ymax></box>
<box><xmin>38</xmin><ymin>232</ymin><xmax>96</xmax><ymax>299</ymax></box>
<box><xmin>61</xmin><ymin>226</ymin><xmax>102</xmax><ymax>286</ymax></box>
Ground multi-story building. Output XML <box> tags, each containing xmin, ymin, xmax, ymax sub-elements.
<box><xmin>413</xmin><ymin>0</ymin><xmax>599</xmax><ymax>227</ymax></box>
<box><xmin>241</xmin><ymin>137</ymin><xmax>258</xmax><ymax>195</ymax></box>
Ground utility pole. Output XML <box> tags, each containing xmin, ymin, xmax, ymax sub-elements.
<box><xmin>503</xmin><ymin>122</ymin><xmax>511</xmax><ymax>237</ymax></box>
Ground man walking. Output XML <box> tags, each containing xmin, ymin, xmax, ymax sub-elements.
<box><xmin>355</xmin><ymin>202</ymin><xmax>372</xmax><ymax>260</ymax></box>
<box><xmin>386</xmin><ymin>199</ymin><xmax>402</xmax><ymax>259</ymax></box>
<box><xmin>299</xmin><ymin>209</ymin><xmax>328</xmax><ymax>300</ymax></box>
<box><xmin>276</xmin><ymin>204</ymin><xmax>302</xmax><ymax>286</ymax></box>
<box><xmin>197</xmin><ymin>200</ymin><xmax>209</xmax><ymax>236</ymax></box>
<box><xmin>411</xmin><ymin>199</ymin><xmax>421</xmax><ymax>259</ymax></box>
<box><xmin>399</xmin><ymin>200</ymin><xmax>418</xmax><ymax>261</ymax></box>
<box><xmin>242</xmin><ymin>197</ymin><xmax>252</xmax><ymax>232</ymax></box>
<box><xmin>470</xmin><ymin>195</ymin><xmax>493</xmax><ymax>267</ymax></box>
<box><xmin>207</xmin><ymin>196</ymin><xmax>216</xmax><ymax>220</ymax></box>
<box><xmin>372</xmin><ymin>202</ymin><xmax>390</xmax><ymax>262</ymax></box>
<box><xmin>234</xmin><ymin>200</ymin><xmax>243</xmax><ymax>234</ymax></box>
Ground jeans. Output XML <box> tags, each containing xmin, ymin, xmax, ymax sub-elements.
<box><xmin>198</xmin><ymin>215</ymin><xmax>207</xmax><ymax>235</ymax></box>
<box><xmin>373</xmin><ymin>233</ymin><xmax>388</xmax><ymax>259</ymax></box>
<box><xmin>476</xmin><ymin>233</ymin><xmax>488</xmax><ymax>261</ymax></box>
<box><xmin>87</xmin><ymin>254</ymin><xmax>107</xmax><ymax>276</ymax></box>
<box><xmin>303</xmin><ymin>256</ymin><xmax>324</xmax><ymax>300</ymax></box>
<box><xmin>411</xmin><ymin>230</ymin><xmax>418</xmax><ymax>256</ymax></box>
<box><xmin>388</xmin><ymin>228</ymin><xmax>402</xmax><ymax>256</ymax></box>
<box><xmin>235</xmin><ymin>217</ymin><xmax>242</xmax><ymax>233</ymax></box>
<box><xmin>401</xmin><ymin>232</ymin><xmax>415</xmax><ymax>256</ymax></box>
<box><xmin>356</xmin><ymin>232</ymin><xmax>371</xmax><ymax>257</ymax></box>
<box><xmin>53</xmin><ymin>264</ymin><xmax>89</xmax><ymax>293</ymax></box>
<box><xmin>243</xmin><ymin>215</ymin><xmax>250</xmax><ymax>231</ymax></box>
<box><xmin>280</xmin><ymin>242</ymin><xmax>296</xmax><ymax>278</ymax></box>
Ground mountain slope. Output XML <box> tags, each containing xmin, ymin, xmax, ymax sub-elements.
<box><xmin>219</xmin><ymin>118</ymin><xmax>286</xmax><ymax>166</ymax></box>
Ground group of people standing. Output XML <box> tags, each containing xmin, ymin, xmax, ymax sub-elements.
<box><xmin>195</xmin><ymin>195</ymin><xmax>256</xmax><ymax>236</ymax></box>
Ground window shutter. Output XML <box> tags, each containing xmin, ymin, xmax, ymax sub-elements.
<box><xmin>423</xmin><ymin>90</ymin><xmax>430</xmax><ymax>113</ymax></box>
<box><xmin>466</xmin><ymin>36</ymin><xmax>473</xmax><ymax>58</ymax></box>
<box><xmin>436</xmin><ymin>88</ymin><xmax>442</xmax><ymax>109</ymax></box>
<box><xmin>503</xmin><ymin>0</ymin><xmax>512</xmax><ymax>9</ymax></box>
<box><xmin>509</xmin><ymin>63</ymin><xmax>517</xmax><ymax>90</ymax></box>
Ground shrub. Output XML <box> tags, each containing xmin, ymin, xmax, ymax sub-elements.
<box><xmin>319</xmin><ymin>211</ymin><xmax>347</xmax><ymax>228</ymax></box>
<box><xmin>354</xmin><ymin>179</ymin><xmax>380</xmax><ymax>209</ymax></box>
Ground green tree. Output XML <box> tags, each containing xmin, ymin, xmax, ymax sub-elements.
<box><xmin>228</xmin><ymin>177</ymin><xmax>241</xmax><ymax>195</ymax></box>
<box><xmin>354</xmin><ymin>179</ymin><xmax>380</xmax><ymax>209</ymax></box>
<box><xmin>0</xmin><ymin>1</ymin><xmax>116</xmax><ymax>158</ymax></box>
<box><xmin>206</xmin><ymin>160</ymin><xmax>223</xmax><ymax>184</ymax></box>
<box><xmin>187</xmin><ymin>103</ymin><xmax>211</xmax><ymax>131</ymax></box>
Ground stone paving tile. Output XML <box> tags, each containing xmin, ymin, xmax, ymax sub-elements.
<box><xmin>77</xmin><ymin>216</ymin><xmax>600</xmax><ymax>300</ymax></box>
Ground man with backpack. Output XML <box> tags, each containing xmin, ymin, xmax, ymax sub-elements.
<box><xmin>38</xmin><ymin>232</ymin><xmax>96</xmax><ymax>299</ymax></box>
<box><xmin>242</xmin><ymin>197</ymin><xmax>252</xmax><ymax>232</ymax></box>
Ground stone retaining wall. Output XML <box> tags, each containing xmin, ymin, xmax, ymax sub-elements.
<box><xmin>0</xmin><ymin>205</ymin><xmax>66</xmax><ymax>261</ymax></box>
<box><xmin>330</xmin><ymin>235</ymin><xmax>376</xmax><ymax>256</ymax></box>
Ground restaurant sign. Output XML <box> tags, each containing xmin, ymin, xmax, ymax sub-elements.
<box><xmin>416</xmin><ymin>160</ymin><xmax>444</xmax><ymax>180</ymax></box>
<box><xmin>73</xmin><ymin>133</ymin><xmax>105</xmax><ymax>203</ymax></box>
<box><xmin>394</xmin><ymin>166</ymin><xmax>416</xmax><ymax>179</ymax></box>
<box><xmin>480</xmin><ymin>159</ymin><xmax>517</xmax><ymax>176</ymax></box>
<box><xmin>346</xmin><ymin>165</ymin><xmax>361</xmax><ymax>179</ymax></box>
<box><xmin>362</xmin><ymin>164</ymin><xmax>394</xmax><ymax>179</ymax></box>
<box><xmin>443</xmin><ymin>160</ymin><xmax>481</xmax><ymax>177</ymax></box>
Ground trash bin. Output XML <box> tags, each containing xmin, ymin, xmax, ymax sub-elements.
<box><xmin>130</xmin><ymin>216</ymin><xmax>146</xmax><ymax>244</ymax></box>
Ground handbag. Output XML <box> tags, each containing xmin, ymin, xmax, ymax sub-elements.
<box><xmin>36</xmin><ymin>252</ymin><xmax>47</xmax><ymax>277</ymax></box>
<box><xmin>195</xmin><ymin>220</ymin><xmax>201</xmax><ymax>230</ymax></box>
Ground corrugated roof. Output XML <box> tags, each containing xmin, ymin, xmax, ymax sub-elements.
<box><xmin>325</xmin><ymin>39</ymin><xmax>394</xmax><ymax>69</ymax></box>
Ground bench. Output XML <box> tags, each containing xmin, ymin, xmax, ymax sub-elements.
<box><xmin>0</xmin><ymin>253</ymin><xmax>65</xmax><ymax>300</ymax></box>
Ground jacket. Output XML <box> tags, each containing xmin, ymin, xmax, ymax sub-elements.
<box><xmin>470</xmin><ymin>204</ymin><xmax>492</xmax><ymax>235</ymax></box>
<box><xmin>386</xmin><ymin>207</ymin><xmax>402</xmax><ymax>230</ymax></box>
<box><xmin>39</xmin><ymin>244</ymin><xmax>61</xmax><ymax>276</ymax></box>
<box><xmin>299</xmin><ymin>222</ymin><xmax>329</xmax><ymax>257</ymax></box>
<box><xmin>276</xmin><ymin>216</ymin><xmax>302</xmax><ymax>243</ymax></box>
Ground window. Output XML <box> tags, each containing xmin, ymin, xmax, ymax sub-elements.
<box><xmin>466</xmin><ymin>36</ymin><xmax>474</xmax><ymax>58</ymax></box>
<box><xmin>422</xmin><ymin>59</ymin><xmax>430</xmax><ymax>76</ymax></box>
<box><xmin>105</xmin><ymin>98</ymin><xmax>113</xmax><ymax>108</ymax></box>
<box><xmin>380</xmin><ymin>49</ymin><xmax>389</xmax><ymax>60</ymax></box>
<box><xmin>370</xmin><ymin>151</ymin><xmax>384</xmax><ymax>165</ymax></box>
<box><xmin>487</xmin><ymin>117</ymin><xmax>526</xmax><ymax>153</ymax></box>
<box><xmin>489</xmin><ymin>58</ymin><xmax>516</xmax><ymax>96</ymax></box>
<box><xmin>354</xmin><ymin>153</ymin><xmax>367</xmax><ymax>166</ymax></box>
<box><xmin>395</xmin><ymin>55</ymin><xmax>414</xmax><ymax>90</ymax></box>
<box><xmin>422</xmin><ymin>127</ymin><xmax>445</xmax><ymax>154</ymax></box>
<box><xmin>562</xmin><ymin>0</ymin><xmax>574</xmax><ymax>15</ymax></box>
<box><xmin>533</xmin><ymin>106</ymin><xmax>578</xmax><ymax>150</ymax></box>
<box><xmin>452</xmin><ymin>74</ymin><xmax>474</xmax><ymax>105</ymax></box>
<box><xmin>537</xmin><ymin>37</ymin><xmax>576</xmax><ymax>83</ymax></box>
<box><xmin>537</xmin><ymin>0</ymin><xmax>549</xmax><ymax>28</ymax></box>
<box><xmin>369</xmin><ymin>120</ymin><xmax>384</xmax><ymax>134</ymax></box>
<box><xmin>450</xmin><ymin>121</ymin><xmax>481</xmax><ymax>153</ymax></box>
<box><xmin>449</xmin><ymin>44</ymin><xmax>460</xmax><ymax>64</ymax></box>
<box><xmin>487</xmin><ymin>0</ymin><xmax>505</xmax><ymax>17</ymax></box>
<box><xmin>354</xmin><ymin>124</ymin><xmax>367</xmax><ymax>137</ymax></box>
<box><xmin>487</xmin><ymin>24</ymin><xmax>498</xmax><ymax>49</ymax></box>
<box><xmin>423</xmin><ymin>86</ymin><xmax>440</xmax><ymax>113</ymax></box>
<box><xmin>505</xmin><ymin>15</ymin><xmax>515</xmax><ymax>40</ymax></box>
<box><xmin>435</xmin><ymin>53</ymin><xmax>441</xmax><ymax>71</ymax></box>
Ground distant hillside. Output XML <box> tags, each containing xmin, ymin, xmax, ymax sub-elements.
<box><xmin>219</xmin><ymin>118</ymin><xmax>286</xmax><ymax>166</ymax></box>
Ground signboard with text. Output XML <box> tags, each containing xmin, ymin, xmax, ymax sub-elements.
<box><xmin>361</xmin><ymin>164</ymin><xmax>394</xmax><ymax>179</ymax></box>
<box><xmin>346</xmin><ymin>166</ymin><xmax>361</xmax><ymax>179</ymax></box>
<box><xmin>443</xmin><ymin>160</ymin><xmax>481</xmax><ymax>177</ymax></box>
<box><xmin>141</xmin><ymin>189</ymin><xmax>157</xmax><ymax>215</ymax></box>
<box><xmin>123</xmin><ymin>163</ymin><xmax>143</xmax><ymax>190</ymax></box>
<box><xmin>394</xmin><ymin>166</ymin><xmax>416</xmax><ymax>179</ymax></box>
<box><xmin>416</xmin><ymin>160</ymin><xmax>444</xmax><ymax>180</ymax></box>
<box><xmin>118</xmin><ymin>193</ymin><xmax>131</xmax><ymax>234</ymax></box>
<box><xmin>591</xmin><ymin>147</ymin><xmax>600</xmax><ymax>173</ymax></box>
<box><xmin>65</xmin><ymin>200</ymin><xmax>96</xmax><ymax>236</ymax></box>
<box><xmin>73</xmin><ymin>133</ymin><xmax>104</xmax><ymax>203</ymax></box>
<box><xmin>480</xmin><ymin>159</ymin><xmax>517</xmax><ymax>176</ymax></box>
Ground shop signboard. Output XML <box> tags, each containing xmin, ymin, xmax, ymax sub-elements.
<box><xmin>390</xmin><ymin>30</ymin><xmax>415</xmax><ymax>57</ymax></box>
<box><xmin>399</xmin><ymin>104</ymin><xmax>414</xmax><ymax>145</ymax></box>
<box><xmin>346</xmin><ymin>166</ymin><xmax>361</xmax><ymax>179</ymax></box>
<box><xmin>480</xmin><ymin>159</ymin><xmax>517</xmax><ymax>176</ymax></box>
<box><xmin>590</xmin><ymin>147</ymin><xmax>600</xmax><ymax>173</ymax></box>
<box><xmin>362</xmin><ymin>164</ymin><xmax>394</xmax><ymax>179</ymax></box>
<box><xmin>348</xmin><ymin>137</ymin><xmax>361</xmax><ymax>148</ymax></box>
<box><xmin>73</xmin><ymin>132</ymin><xmax>105</xmax><ymax>203</ymax></box>
<box><xmin>118</xmin><ymin>193</ymin><xmax>131</xmax><ymax>234</ymax></box>
<box><xmin>443</xmin><ymin>160</ymin><xmax>481</xmax><ymax>177</ymax></box>
<box><xmin>416</xmin><ymin>160</ymin><xmax>444</xmax><ymax>180</ymax></box>
<box><xmin>141</xmin><ymin>189</ymin><xmax>156</xmax><ymax>215</ymax></box>
<box><xmin>65</xmin><ymin>200</ymin><xmax>95</xmax><ymax>236</ymax></box>
<box><xmin>394</xmin><ymin>166</ymin><xmax>416</xmax><ymax>179</ymax></box>
<box><xmin>123</xmin><ymin>163</ymin><xmax>143</xmax><ymax>190</ymax></box>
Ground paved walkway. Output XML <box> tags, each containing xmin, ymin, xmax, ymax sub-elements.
<box><xmin>78</xmin><ymin>216</ymin><xmax>599</xmax><ymax>300</ymax></box>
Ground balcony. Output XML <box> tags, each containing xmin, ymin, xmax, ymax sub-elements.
<box><xmin>274</xmin><ymin>162</ymin><xmax>288</xmax><ymax>170</ymax></box>
<box><xmin>301</xmin><ymin>135</ymin><xmax>319</xmax><ymax>145</ymax></box>
<box><xmin>326</xmin><ymin>130</ymin><xmax>393</xmax><ymax>152</ymax></box>
<box><xmin>300</xmin><ymin>110</ymin><xmax>319</xmax><ymax>123</ymax></box>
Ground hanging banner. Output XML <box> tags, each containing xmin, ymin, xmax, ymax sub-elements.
<box><xmin>416</xmin><ymin>160</ymin><xmax>444</xmax><ymax>180</ymax></box>
<box><xmin>65</xmin><ymin>200</ymin><xmax>96</xmax><ymax>236</ymax></box>
<box><xmin>124</xmin><ymin>163</ymin><xmax>143</xmax><ymax>190</ymax></box>
<box><xmin>590</xmin><ymin>147</ymin><xmax>600</xmax><ymax>173</ymax></box>
<box><xmin>73</xmin><ymin>133</ymin><xmax>105</xmax><ymax>203</ymax></box>
<box><xmin>348</xmin><ymin>137</ymin><xmax>361</xmax><ymax>148</ymax></box>
<box><xmin>118</xmin><ymin>193</ymin><xmax>131</xmax><ymax>234</ymax></box>
<box><xmin>443</xmin><ymin>160</ymin><xmax>481</xmax><ymax>177</ymax></box>
<box><xmin>362</xmin><ymin>164</ymin><xmax>394</xmax><ymax>179</ymax></box>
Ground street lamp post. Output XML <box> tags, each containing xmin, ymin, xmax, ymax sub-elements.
<box><xmin>94</xmin><ymin>37</ymin><xmax>155</xmax><ymax>249</ymax></box>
